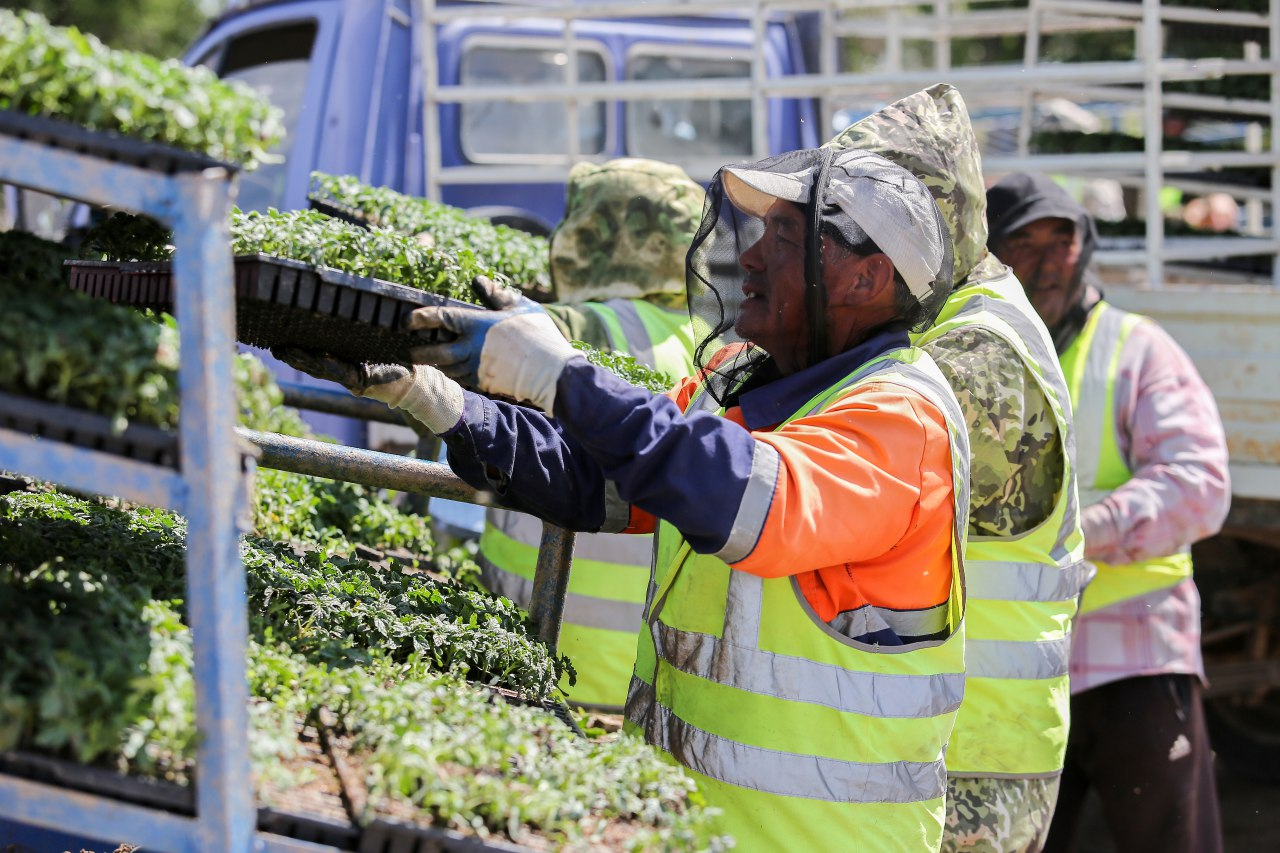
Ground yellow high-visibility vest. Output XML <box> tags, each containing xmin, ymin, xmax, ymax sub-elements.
<box><xmin>1060</xmin><ymin>301</ymin><xmax>1193</xmax><ymax>614</ymax></box>
<box><xmin>626</xmin><ymin>346</ymin><xmax>970</xmax><ymax>851</ymax></box>
<box><xmin>913</xmin><ymin>273</ymin><xmax>1089</xmax><ymax>778</ymax></box>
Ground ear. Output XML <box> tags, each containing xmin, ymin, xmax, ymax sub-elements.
<box><xmin>827</xmin><ymin>253</ymin><xmax>895</xmax><ymax>306</ymax></box>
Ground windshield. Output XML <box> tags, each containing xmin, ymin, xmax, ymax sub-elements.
<box><xmin>461</xmin><ymin>41</ymin><xmax>608</xmax><ymax>160</ymax></box>
<box><xmin>627</xmin><ymin>52</ymin><xmax>753</xmax><ymax>161</ymax></box>
<box><xmin>199</xmin><ymin>22</ymin><xmax>316</xmax><ymax>211</ymax></box>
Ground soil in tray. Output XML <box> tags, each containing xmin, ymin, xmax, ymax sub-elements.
<box><xmin>65</xmin><ymin>255</ymin><xmax>463</xmax><ymax>365</ymax></box>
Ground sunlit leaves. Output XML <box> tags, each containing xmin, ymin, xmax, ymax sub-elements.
<box><xmin>0</xmin><ymin>9</ymin><xmax>283</xmax><ymax>168</ymax></box>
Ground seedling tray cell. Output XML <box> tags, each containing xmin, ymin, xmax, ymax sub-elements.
<box><xmin>0</xmin><ymin>389</ymin><xmax>178</xmax><ymax>467</ymax></box>
<box><xmin>0</xmin><ymin>110</ymin><xmax>236</xmax><ymax>176</ymax></box>
<box><xmin>65</xmin><ymin>254</ymin><xmax>469</xmax><ymax>365</ymax></box>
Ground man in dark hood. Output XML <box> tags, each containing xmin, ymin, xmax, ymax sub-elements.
<box><xmin>987</xmin><ymin>173</ymin><xmax>1229</xmax><ymax>853</ymax></box>
<box><xmin>987</xmin><ymin>172</ymin><xmax>1100</xmax><ymax>353</ymax></box>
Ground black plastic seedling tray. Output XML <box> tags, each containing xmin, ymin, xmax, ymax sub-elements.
<box><xmin>65</xmin><ymin>254</ymin><xmax>470</xmax><ymax>365</ymax></box>
<box><xmin>0</xmin><ymin>389</ymin><xmax>179</xmax><ymax>467</ymax></box>
<box><xmin>308</xmin><ymin>196</ymin><xmax>375</xmax><ymax>230</ymax></box>
<box><xmin>0</xmin><ymin>109</ymin><xmax>237</xmax><ymax>176</ymax></box>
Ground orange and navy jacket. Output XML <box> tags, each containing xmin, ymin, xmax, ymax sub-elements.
<box><xmin>443</xmin><ymin>328</ymin><xmax>956</xmax><ymax>644</ymax></box>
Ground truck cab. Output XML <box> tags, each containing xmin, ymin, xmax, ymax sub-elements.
<box><xmin>187</xmin><ymin>0</ymin><xmax>819</xmax><ymax>231</ymax></box>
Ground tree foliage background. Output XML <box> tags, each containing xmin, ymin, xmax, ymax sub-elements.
<box><xmin>0</xmin><ymin>0</ymin><xmax>218</xmax><ymax>58</ymax></box>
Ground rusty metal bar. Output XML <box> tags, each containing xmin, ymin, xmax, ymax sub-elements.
<box><xmin>277</xmin><ymin>381</ymin><xmax>404</xmax><ymax>424</ymax></box>
<box><xmin>242</xmin><ymin>426</ymin><xmax>576</xmax><ymax>648</ymax></box>
<box><xmin>237</xmin><ymin>427</ymin><xmax>484</xmax><ymax>503</ymax></box>
<box><xmin>528</xmin><ymin>522</ymin><xmax>576</xmax><ymax>651</ymax></box>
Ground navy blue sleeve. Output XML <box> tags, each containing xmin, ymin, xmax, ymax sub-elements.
<box><xmin>442</xmin><ymin>391</ymin><xmax>609</xmax><ymax>532</ymax></box>
<box><xmin>551</xmin><ymin>361</ymin><xmax>757</xmax><ymax>553</ymax></box>
<box><xmin>442</xmin><ymin>362</ymin><xmax>759</xmax><ymax>553</ymax></box>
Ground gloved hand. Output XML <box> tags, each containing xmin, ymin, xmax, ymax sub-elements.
<box><xmin>406</xmin><ymin>275</ymin><xmax>584</xmax><ymax>413</ymax></box>
<box><xmin>273</xmin><ymin>348</ymin><xmax>465</xmax><ymax>435</ymax></box>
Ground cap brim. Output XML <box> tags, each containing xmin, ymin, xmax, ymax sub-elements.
<box><xmin>990</xmin><ymin>200</ymin><xmax>1083</xmax><ymax>243</ymax></box>
<box><xmin>723</xmin><ymin>165</ymin><xmax>811</xmax><ymax>218</ymax></box>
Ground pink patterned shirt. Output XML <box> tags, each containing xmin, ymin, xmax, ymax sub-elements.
<box><xmin>1069</xmin><ymin>315</ymin><xmax>1231</xmax><ymax>693</ymax></box>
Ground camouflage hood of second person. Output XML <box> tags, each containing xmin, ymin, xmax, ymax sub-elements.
<box><xmin>824</xmin><ymin>82</ymin><xmax>1004</xmax><ymax>288</ymax></box>
<box><xmin>550</xmin><ymin>158</ymin><xmax>706</xmax><ymax>305</ymax></box>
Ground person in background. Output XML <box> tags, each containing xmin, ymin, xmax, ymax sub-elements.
<box><xmin>284</xmin><ymin>147</ymin><xmax>971</xmax><ymax>849</ymax></box>
<box><xmin>987</xmin><ymin>172</ymin><xmax>1230</xmax><ymax>853</ymax></box>
<box><xmin>476</xmin><ymin>158</ymin><xmax>702</xmax><ymax>710</ymax></box>
<box><xmin>828</xmin><ymin>84</ymin><xmax>1088</xmax><ymax>852</ymax></box>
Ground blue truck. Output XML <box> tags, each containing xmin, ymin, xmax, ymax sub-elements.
<box><xmin>187</xmin><ymin>0</ymin><xmax>821</xmax><ymax>230</ymax></box>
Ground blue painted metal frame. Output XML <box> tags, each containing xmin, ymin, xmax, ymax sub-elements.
<box><xmin>0</xmin><ymin>135</ymin><xmax>257</xmax><ymax>850</ymax></box>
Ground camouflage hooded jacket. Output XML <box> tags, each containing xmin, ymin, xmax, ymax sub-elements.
<box><xmin>826</xmin><ymin>84</ymin><xmax>1063</xmax><ymax>537</ymax></box>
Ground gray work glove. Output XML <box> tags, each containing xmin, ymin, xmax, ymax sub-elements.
<box><xmin>274</xmin><ymin>348</ymin><xmax>464</xmax><ymax>435</ymax></box>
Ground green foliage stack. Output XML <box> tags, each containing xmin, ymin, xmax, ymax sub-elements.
<box><xmin>0</xmin><ymin>9</ymin><xmax>283</xmax><ymax>168</ymax></box>
<box><xmin>0</xmin><ymin>491</ymin><xmax>728</xmax><ymax>849</ymax></box>
<box><xmin>310</xmin><ymin>172</ymin><xmax>552</xmax><ymax>293</ymax></box>
<box><xmin>0</xmin><ymin>248</ymin><xmax>180</xmax><ymax>433</ymax></box>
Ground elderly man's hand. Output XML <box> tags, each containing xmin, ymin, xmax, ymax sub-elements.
<box><xmin>406</xmin><ymin>276</ymin><xmax>583</xmax><ymax>413</ymax></box>
<box><xmin>273</xmin><ymin>348</ymin><xmax>465</xmax><ymax>435</ymax></box>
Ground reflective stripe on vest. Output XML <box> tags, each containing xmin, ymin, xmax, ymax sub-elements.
<box><xmin>1060</xmin><ymin>301</ymin><xmax>1193</xmax><ymax>615</ymax></box>
<box><xmin>479</xmin><ymin>298</ymin><xmax>695</xmax><ymax>709</ymax></box>
<box><xmin>913</xmin><ymin>273</ymin><xmax>1088</xmax><ymax>778</ymax></box>
<box><xmin>626</xmin><ymin>347</ymin><xmax>969</xmax><ymax>848</ymax></box>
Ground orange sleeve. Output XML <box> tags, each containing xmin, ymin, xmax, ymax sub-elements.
<box><xmin>730</xmin><ymin>382</ymin><xmax>955</xmax><ymax>581</ymax></box>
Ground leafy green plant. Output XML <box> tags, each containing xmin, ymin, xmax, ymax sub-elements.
<box><xmin>310</xmin><ymin>172</ymin><xmax>552</xmax><ymax>293</ymax></box>
<box><xmin>0</xmin><ymin>268</ymin><xmax>180</xmax><ymax>432</ymax></box>
<box><xmin>573</xmin><ymin>342</ymin><xmax>674</xmax><ymax>393</ymax></box>
<box><xmin>0</xmin><ymin>490</ymin><xmax>728</xmax><ymax>849</ymax></box>
<box><xmin>0</xmin><ymin>10</ymin><xmax>283</xmax><ymax>168</ymax></box>
<box><xmin>79</xmin><ymin>212</ymin><xmax>172</xmax><ymax>262</ymax></box>
<box><xmin>0</xmin><ymin>229</ymin><xmax>68</xmax><ymax>284</ymax></box>
<box><xmin>229</xmin><ymin>208</ymin><xmax>485</xmax><ymax>303</ymax></box>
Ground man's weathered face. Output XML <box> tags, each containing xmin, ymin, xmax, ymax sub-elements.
<box><xmin>991</xmin><ymin>217</ymin><xmax>1082</xmax><ymax>329</ymax></box>
<box><xmin>736</xmin><ymin>200</ymin><xmax>810</xmax><ymax>366</ymax></box>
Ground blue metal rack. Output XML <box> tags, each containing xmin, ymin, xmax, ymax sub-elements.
<box><xmin>0</xmin><ymin>124</ymin><xmax>577</xmax><ymax>852</ymax></box>
<box><xmin>0</xmin><ymin>128</ymin><xmax>320</xmax><ymax>852</ymax></box>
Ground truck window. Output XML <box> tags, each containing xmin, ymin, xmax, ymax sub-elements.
<box><xmin>460</xmin><ymin>40</ymin><xmax>608</xmax><ymax>161</ymax></box>
<box><xmin>626</xmin><ymin>51</ymin><xmax>753</xmax><ymax>161</ymax></box>
<box><xmin>197</xmin><ymin>22</ymin><xmax>317</xmax><ymax>212</ymax></box>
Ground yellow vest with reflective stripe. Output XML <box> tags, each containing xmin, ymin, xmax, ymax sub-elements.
<box><xmin>913</xmin><ymin>274</ymin><xmax>1089</xmax><ymax>778</ymax></box>
<box><xmin>478</xmin><ymin>298</ymin><xmax>694</xmax><ymax>709</ymax></box>
<box><xmin>626</xmin><ymin>346</ymin><xmax>970</xmax><ymax>852</ymax></box>
<box><xmin>1060</xmin><ymin>301</ymin><xmax>1193</xmax><ymax>614</ymax></box>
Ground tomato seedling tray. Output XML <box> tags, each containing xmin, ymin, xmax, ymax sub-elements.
<box><xmin>0</xmin><ymin>109</ymin><xmax>236</xmax><ymax>176</ymax></box>
<box><xmin>65</xmin><ymin>253</ymin><xmax>468</xmax><ymax>364</ymax></box>
<box><xmin>0</xmin><ymin>389</ymin><xmax>179</xmax><ymax>467</ymax></box>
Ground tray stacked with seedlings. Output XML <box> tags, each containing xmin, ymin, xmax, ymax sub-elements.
<box><xmin>0</xmin><ymin>484</ymin><xmax>731</xmax><ymax>852</ymax></box>
<box><xmin>0</xmin><ymin>9</ymin><xmax>282</xmax><ymax>175</ymax></box>
<box><xmin>0</xmin><ymin>231</ymin><xmax>183</xmax><ymax>465</ymax></box>
<box><xmin>67</xmin><ymin>208</ymin><xmax>485</xmax><ymax>364</ymax></box>
<box><xmin>307</xmin><ymin>172</ymin><xmax>552</xmax><ymax>297</ymax></box>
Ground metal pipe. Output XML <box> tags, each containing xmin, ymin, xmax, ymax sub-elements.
<box><xmin>277</xmin><ymin>381</ymin><xmax>404</xmax><ymax>424</ymax></box>
<box><xmin>528</xmin><ymin>521</ymin><xmax>576</xmax><ymax>651</ymax></box>
<box><xmin>238</xmin><ymin>427</ymin><xmax>486</xmax><ymax>503</ymax></box>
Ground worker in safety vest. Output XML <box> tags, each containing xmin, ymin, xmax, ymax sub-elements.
<box><xmin>478</xmin><ymin>158</ymin><xmax>701</xmax><ymax>710</ymax></box>
<box><xmin>987</xmin><ymin>172</ymin><xmax>1229</xmax><ymax>853</ymax></box>
<box><xmin>828</xmin><ymin>84</ymin><xmax>1089</xmax><ymax>852</ymax></box>
<box><xmin>285</xmin><ymin>148</ymin><xmax>971</xmax><ymax>849</ymax></box>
